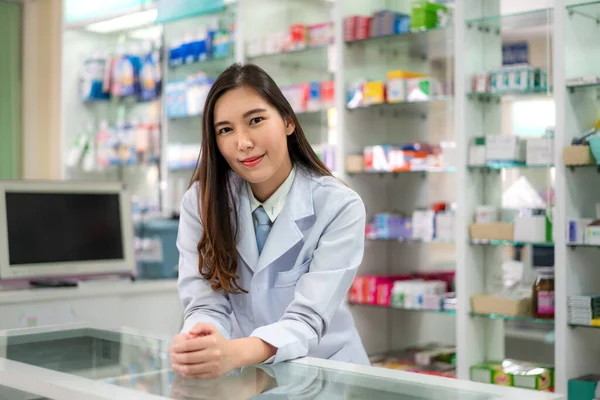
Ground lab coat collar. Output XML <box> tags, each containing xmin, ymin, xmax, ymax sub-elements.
<box><xmin>234</xmin><ymin>167</ymin><xmax>315</xmax><ymax>274</ymax></box>
<box><xmin>254</xmin><ymin>167</ymin><xmax>314</xmax><ymax>275</ymax></box>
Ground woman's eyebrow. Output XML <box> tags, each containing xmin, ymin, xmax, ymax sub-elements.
<box><xmin>243</xmin><ymin>108</ymin><xmax>267</xmax><ymax>118</ymax></box>
<box><xmin>214</xmin><ymin>108</ymin><xmax>267</xmax><ymax>128</ymax></box>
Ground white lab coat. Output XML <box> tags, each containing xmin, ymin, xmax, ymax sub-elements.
<box><xmin>177</xmin><ymin>167</ymin><xmax>369</xmax><ymax>365</ymax></box>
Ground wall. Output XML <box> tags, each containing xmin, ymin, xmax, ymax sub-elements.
<box><xmin>0</xmin><ymin>1</ymin><xmax>22</xmax><ymax>180</ymax></box>
<box><xmin>21</xmin><ymin>0</ymin><xmax>63</xmax><ymax>180</ymax></box>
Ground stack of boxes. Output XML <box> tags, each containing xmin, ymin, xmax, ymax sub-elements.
<box><xmin>568</xmin><ymin>295</ymin><xmax>600</xmax><ymax>326</ymax></box>
<box><xmin>246</xmin><ymin>22</ymin><xmax>333</xmax><ymax>57</ymax></box>
<box><xmin>471</xmin><ymin>360</ymin><xmax>554</xmax><ymax>392</ymax></box>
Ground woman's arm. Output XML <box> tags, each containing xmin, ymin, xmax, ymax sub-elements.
<box><xmin>177</xmin><ymin>184</ymin><xmax>233</xmax><ymax>338</ymax></box>
<box><xmin>249</xmin><ymin>191</ymin><xmax>366</xmax><ymax>364</ymax></box>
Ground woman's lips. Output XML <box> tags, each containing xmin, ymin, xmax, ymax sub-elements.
<box><xmin>241</xmin><ymin>154</ymin><xmax>264</xmax><ymax>167</ymax></box>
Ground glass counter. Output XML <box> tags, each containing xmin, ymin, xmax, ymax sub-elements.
<box><xmin>0</xmin><ymin>324</ymin><xmax>563</xmax><ymax>400</ymax></box>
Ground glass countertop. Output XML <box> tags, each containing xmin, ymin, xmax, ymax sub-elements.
<box><xmin>0</xmin><ymin>324</ymin><xmax>563</xmax><ymax>400</ymax></box>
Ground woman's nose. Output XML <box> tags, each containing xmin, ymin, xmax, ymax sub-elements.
<box><xmin>237</xmin><ymin>131</ymin><xmax>254</xmax><ymax>151</ymax></box>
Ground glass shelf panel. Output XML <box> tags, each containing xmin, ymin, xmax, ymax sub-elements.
<box><xmin>247</xmin><ymin>44</ymin><xmax>329</xmax><ymax>61</ymax></box>
<box><xmin>468</xmin><ymin>162</ymin><xmax>553</xmax><ymax>170</ymax></box>
<box><xmin>471</xmin><ymin>240</ymin><xmax>554</xmax><ymax>247</ymax></box>
<box><xmin>467</xmin><ymin>88</ymin><xmax>552</xmax><ymax>100</ymax></box>
<box><xmin>347</xmin><ymin>168</ymin><xmax>456</xmax><ymax>175</ymax></box>
<box><xmin>569</xmin><ymin>322</ymin><xmax>600</xmax><ymax>328</ymax></box>
<box><xmin>350</xmin><ymin>302</ymin><xmax>456</xmax><ymax>315</ymax></box>
<box><xmin>465</xmin><ymin>9</ymin><xmax>553</xmax><ymax>32</ymax></box>
<box><xmin>566</xmin><ymin>2</ymin><xmax>600</xmax><ymax>21</ymax></box>
<box><xmin>470</xmin><ymin>312</ymin><xmax>555</xmax><ymax>325</ymax></box>
<box><xmin>347</xmin><ymin>96</ymin><xmax>453</xmax><ymax>111</ymax></box>
<box><xmin>369</xmin><ymin>237</ymin><xmax>454</xmax><ymax>244</ymax></box>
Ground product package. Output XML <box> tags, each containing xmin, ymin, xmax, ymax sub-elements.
<box><xmin>471</xmin><ymin>360</ymin><xmax>554</xmax><ymax>392</ymax></box>
<box><xmin>569</xmin><ymin>374</ymin><xmax>600</xmax><ymax>400</ymax></box>
<box><xmin>526</xmin><ymin>138</ymin><xmax>554</xmax><ymax>165</ymax></box>
<box><xmin>485</xmin><ymin>135</ymin><xmax>526</xmax><ymax>163</ymax></box>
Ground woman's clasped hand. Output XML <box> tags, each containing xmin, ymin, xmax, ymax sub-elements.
<box><xmin>169</xmin><ymin>323</ymin><xmax>237</xmax><ymax>379</ymax></box>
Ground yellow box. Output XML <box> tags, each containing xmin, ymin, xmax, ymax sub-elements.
<box><xmin>362</xmin><ymin>81</ymin><xmax>386</xmax><ymax>105</ymax></box>
<box><xmin>386</xmin><ymin>70</ymin><xmax>427</xmax><ymax>80</ymax></box>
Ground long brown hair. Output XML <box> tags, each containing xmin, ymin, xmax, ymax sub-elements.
<box><xmin>190</xmin><ymin>63</ymin><xmax>331</xmax><ymax>294</ymax></box>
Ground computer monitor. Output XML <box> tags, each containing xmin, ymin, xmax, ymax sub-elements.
<box><xmin>0</xmin><ymin>180</ymin><xmax>136</xmax><ymax>283</ymax></box>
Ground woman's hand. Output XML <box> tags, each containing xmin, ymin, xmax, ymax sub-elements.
<box><xmin>169</xmin><ymin>367</ymin><xmax>275</xmax><ymax>400</ymax></box>
<box><xmin>170</xmin><ymin>323</ymin><xmax>237</xmax><ymax>379</ymax></box>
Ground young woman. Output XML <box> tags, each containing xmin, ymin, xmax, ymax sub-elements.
<box><xmin>169</xmin><ymin>63</ymin><xmax>368</xmax><ymax>379</ymax></box>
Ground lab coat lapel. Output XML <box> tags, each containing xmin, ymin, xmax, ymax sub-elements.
<box><xmin>254</xmin><ymin>169</ymin><xmax>314</xmax><ymax>276</ymax></box>
<box><xmin>236</xmin><ymin>183</ymin><xmax>259</xmax><ymax>272</ymax></box>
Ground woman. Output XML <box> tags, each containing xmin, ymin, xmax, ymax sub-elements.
<box><xmin>169</xmin><ymin>63</ymin><xmax>368</xmax><ymax>379</ymax></box>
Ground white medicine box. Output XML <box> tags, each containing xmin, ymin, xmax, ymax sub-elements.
<box><xmin>468</xmin><ymin>137</ymin><xmax>486</xmax><ymax>166</ymax></box>
<box><xmin>485</xmin><ymin>136</ymin><xmax>525</xmax><ymax>163</ymax></box>
<box><xmin>585</xmin><ymin>221</ymin><xmax>600</xmax><ymax>245</ymax></box>
<box><xmin>526</xmin><ymin>138</ymin><xmax>554</xmax><ymax>166</ymax></box>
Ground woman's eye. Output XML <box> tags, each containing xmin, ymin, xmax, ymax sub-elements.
<box><xmin>249</xmin><ymin>117</ymin><xmax>263</xmax><ymax>125</ymax></box>
<box><xmin>218</xmin><ymin>127</ymin><xmax>232</xmax><ymax>135</ymax></box>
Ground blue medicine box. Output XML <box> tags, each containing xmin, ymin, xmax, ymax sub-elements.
<box><xmin>135</xmin><ymin>219</ymin><xmax>180</xmax><ymax>280</ymax></box>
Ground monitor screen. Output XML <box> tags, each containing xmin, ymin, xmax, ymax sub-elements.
<box><xmin>6</xmin><ymin>192</ymin><xmax>124</xmax><ymax>266</ymax></box>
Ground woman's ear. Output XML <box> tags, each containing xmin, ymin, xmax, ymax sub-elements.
<box><xmin>284</xmin><ymin>116</ymin><xmax>295</xmax><ymax>136</ymax></box>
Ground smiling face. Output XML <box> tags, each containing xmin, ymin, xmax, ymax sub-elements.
<box><xmin>213</xmin><ymin>86</ymin><xmax>295</xmax><ymax>202</ymax></box>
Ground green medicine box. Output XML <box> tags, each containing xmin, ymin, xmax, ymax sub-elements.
<box><xmin>569</xmin><ymin>375</ymin><xmax>600</xmax><ymax>400</ymax></box>
<box><xmin>410</xmin><ymin>1</ymin><xmax>448</xmax><ymax>31</ymax></box>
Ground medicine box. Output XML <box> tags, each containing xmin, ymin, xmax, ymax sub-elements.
<box><xmin>585</xmin><ymin>221</ymin><xmax>600</xmax><ymax>245</ymax></box>
<box><xmin>526</xmin><ymin>138</ymin><xmax>554</xmax><ymax>165</ymax></box>
<box><xmin>470</xmin><ymin>362</ymin><xmax>513</xmax><ymax>386</ymax></box>
<box><xmin>485</xmin><ymin>136</ymin><xmax>525</xmax><ymax>163</ymax></box>
<box><xmin>387</xmin><ymin>79</ymin><xmax>406</xmax><ymax>102</ymax></box>
<box><xmin>567</xmin><ymin>219</ymin><xmax>593</xmax><ymax>245</ymax></box>
<box><xmin>412</xmin><ymin>210</ymin><xmax>435</xmax><ymax>241</ymax></box>
<box><xmin>468</xmin><ymin>137</ymin><xmax>486</xmax><ymax>166</ymax></box>
<box><xmin>569</xmin><ymin>374</ymin><xmax>600</xmax><ymax>400</ymax></box>
<box><xmin>362</xmin><ymin>81</ymin><xmax>386</xmax><ymax>105</ymax></box>
<box><xmin>514</xmin><ymin>214</ymin><xmax>550</xmax><ymax>243</ymax></box>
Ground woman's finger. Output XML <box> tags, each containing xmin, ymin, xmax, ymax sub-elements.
<box><xmin>171</xmin><ymin>349</ymin><xmax>220</xmax><ymax>365</ymax></box>
<box><xmin>170</xmin><ymin>335</ymin><xmax>218</xmax><ymax>353</ymax></box>
<box><xmin>173</xmin><ymin>361</ymin><xmax>219</xmax><ymax>376</ymax></box>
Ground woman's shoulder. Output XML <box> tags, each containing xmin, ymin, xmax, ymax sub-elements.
<box><xmin>299</xmin><ymin>169</ymin><xmax>363</xmax><ymax>207</ymax></box>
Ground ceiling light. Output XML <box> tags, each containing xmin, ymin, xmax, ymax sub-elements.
<box><xmin>85</xmin><ymin>9</ymin><xmax>157</xmax><ymax>34</ymax></box>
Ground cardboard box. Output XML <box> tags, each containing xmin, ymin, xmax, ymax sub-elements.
<box><xmin>345</xmin><ymin>155</ymin><xmax>364</xmax><ymax>173</ymax></box>
<box><xmin>362</xmin><ymin>81</ymin><xmax>386</xmax><ymax>105</ymax></box>
<box><xmin>526</xmin><ymin>138</ymin><xmax>554</xmax><ymax>165</ymax></box>
<box><xmin>563</xmin><ymin>145</ymin><xmax>595</xmax><ymax>166</ymax></box>
<box><xmin>469</xmin><ymin>222</ymin><xmax>514</xmax><ymax>241</ymax></box>
<box><xmin>471</xmin><ymin>294</ymin><xmax>532</xmax><ymax>317</ymax></box>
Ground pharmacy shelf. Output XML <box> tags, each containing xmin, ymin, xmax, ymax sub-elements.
<box><xmin>467</xmin><ymin>88</ymin><xmax>552</xmax><ymax>101</ymax></box>
<box><xmin>566</xmin><ymin>80</ymin><xmax>600</xmax><ymax>90</ymax></box>
<box><xmin>470</xmin><ymin>240</ymin><xmax>554</xmax><ymax>247</ymax></box>
<box><xmin>168</xmin><ymin>52</ymin><xmax>234</xmax><ymax>70</ymax></box>
<box><xmin>465</xmin><ymin>8</ymin><xmax>552</xmax><ymax>32</ymax></box>
<box><xmin>566</xmin><ymin>1</ymin><xmax>600</xmax><ymax>19</ymax></box>
<box><xmin>347</xmin><ymin>96</ymin><xmax>453</xmax><ymax>111</ymax></box>
<box><xmin>568</xmin><ymin>323</ymin><xmax>600</xmax><ymax>329</ymax></box>
<box><xmin>468</xmin><ymin>162</ymin><xmax>554</xmax><ymax>170</ymax></box>
<box><xmin>347</xmin><ymin>168</ymin><xmax>456</xmax><ymax>176</ymax></box>
<box><xmin>246</xmin><ymin>44</ymin><xmax>329</xmax><ymax>61</ymax></box>
<box><xmin>369</xmin><ymin>237</ymin><xmax>454</xmax><ymax>244</ymax></box>
<box><xmin>470</xmin><ymin>313</ymin><xmax>554</xmax><ymax>325</ymax></box>
<box><xmin>349</xmin><ymin>302</ymin><xmax>456</xmax><ymax>316</ymax></box>
<box><xmin>345</xmin><ymin>27</ymin><xmax>449</xmax><ymax>46</ymax></box>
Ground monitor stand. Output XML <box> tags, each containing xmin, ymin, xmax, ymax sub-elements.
<box><xmin>29</xmin><ymin>280</ymin><xmax>78</xmax><ymax>288</ymax></box>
